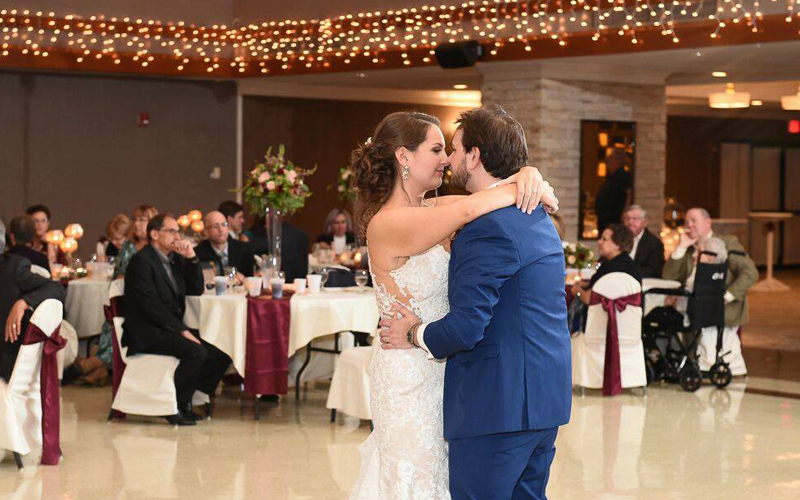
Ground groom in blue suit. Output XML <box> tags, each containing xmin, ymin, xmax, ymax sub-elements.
<box><xmin>381</xmin><ymin>106</ymin><xmax>571</xmax><ymax>500</ymax></box>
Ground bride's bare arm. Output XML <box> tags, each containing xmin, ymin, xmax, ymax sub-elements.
<box><xmin>368</xmin><ymin>184</ymin><xmax>519</xmax><ymax>259</ymax></box>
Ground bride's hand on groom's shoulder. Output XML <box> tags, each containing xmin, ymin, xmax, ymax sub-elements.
<box><xmin>500</xmin><ymin>166</ymin><xmax>559</xmax><ymax>214</ymax></box>
<box><xmin>378</xmin><ymin>303</ymin><xmax>420</xmax><ymax>350</ymax></box>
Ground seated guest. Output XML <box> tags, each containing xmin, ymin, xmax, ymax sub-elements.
<box><xmin>122</xmin><ymin>214</ymin><xmax>231</xmax><ymax>425</ymax></box>
<box><xmin>623</xmin><ymin>204</ymin><xmax>665</xmax><ymax>278</ymax></box>
<box><xmin>219</xmin><ymin>200</ymin><xmax>249</xmax><ymax>242</ymax></box>
<box><xmin>195</xmin><ymin>211</ymin><xmax>255</xmax><ymax>278</ymax></box>
<box><xmin>572</xmin><ymin>223</ymin><xmax>642</xmax><ymax>305</ymax></box>
<box><xmin>246</xmin><ymin>216</ymin><xmax>310</xmax><ymax>282</ymax></box>
<box><xmin>115</xmin><ymin>204</ymin><xmax>158</xmax><ymax>278</ymax></box>
<box><xmin>316</xmin><ymin>209</ymin><xmax>357</xmax><ymax>254</ymax></box>
<box><xmin>25</xmin><ymin>204</ymin><xmax>65</xmax><ymax>265</ymax></box>
<box><xmin>97</xmin><ymin>214</ymin><xmax>131</xmax><ymax>260</ymax></box>
<box><xmin>7</xmin><ymin>215</ymin><xmax>51</xmax><ymax>271</ymax></box>
<box><xmin>1</xmin><ymin>249</ymin><xmax>66</xmax><ymax>382</ymax></box>
<box><xmin>663</xmin><ymin>208</ymin><xmax>757</xmax><ymax>375</ymax></box>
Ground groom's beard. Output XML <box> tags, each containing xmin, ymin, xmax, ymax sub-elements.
<box><xmin>450</xmin><ymin>159</ymin><xmax>470</xmax><ymax>192</ymax></box>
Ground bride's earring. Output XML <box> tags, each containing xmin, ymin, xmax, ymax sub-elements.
<box><xmin>402</xmin><ymin>165</ymin><xmax>410</xmax><ymax>181</ymax></box>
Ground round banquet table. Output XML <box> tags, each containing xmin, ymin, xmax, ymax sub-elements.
<box><xmin>64</xmin><ymin>278</ymin><xmax>110</xmax><ymax>339</ymax></box>
<box><xmin>184</xmin><ymin>287</ymin><xmax>380</xmax><ymax>381</ymax></box>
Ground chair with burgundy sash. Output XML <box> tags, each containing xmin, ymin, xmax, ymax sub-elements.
<box><xmin>106</xmin><ymin>279</ymin><xmax>208</xmax><ymax>420</ymax></box>
<box><xmin>27</xmin><ymin>262</ymin><xmax>79</xmax><ymax>380</ymax></box>
<box><xmin>571</xmin><ymin>272</ymin><xmax>647</xmax><ymax>396</ymax></box>
<box><xmin>0</xmin><ymin>299</ymin><xmax>66</xmax><ymax>468</ymax></box>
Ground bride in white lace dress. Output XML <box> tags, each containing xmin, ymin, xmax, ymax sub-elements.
<box><xmin>347</xmin><ymin>111</ymin><xmax>557</xmax><ymax>500</ymax></box>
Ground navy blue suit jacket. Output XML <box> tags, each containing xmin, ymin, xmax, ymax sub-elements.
<box><xmin>424</xmin><ymin>206</ymin><xmax>572</xmax><ymax>440</ymax></box>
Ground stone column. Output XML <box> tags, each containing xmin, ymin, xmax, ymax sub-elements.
<box><xmin>481</xmin><ymin>74</ymin><xmax>666</xmax><ymax>242</ymax></box>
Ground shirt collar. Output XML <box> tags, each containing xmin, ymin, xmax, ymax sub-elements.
<box><xmin>212</xmin><ymin>241</ymin><xmax>229</xmax><ymax>256</ymax></box>
<box><xmin>153</xmin><ymin>246</ymin><xmax>171</xmax><ymax>264</ymax></box>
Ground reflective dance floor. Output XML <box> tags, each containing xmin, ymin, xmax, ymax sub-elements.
<box><xmin>1</xmin><ymin>377</ymin><xmax>799</xmax><ymax>499</ymax></box>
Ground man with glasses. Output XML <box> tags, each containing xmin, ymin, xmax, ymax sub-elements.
<box><xmin>623</xmin><ymin>204</ymin><xmax>664</xmax><ymax>278</ymax></box>
<box><xmin>195</xmin><ymin>211</ymin><xmax>255</xmax><ymax>279</ymax></box>
<box><xmin>122</xmin><ymin>214</ymin><xmax>231</xmax><ymax>425</ymax></box>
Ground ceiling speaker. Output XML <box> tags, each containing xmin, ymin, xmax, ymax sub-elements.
<box><xmin>434</xmin><ymin>41</ymin><xmax>485</xmax><ymax>69</ymax></box>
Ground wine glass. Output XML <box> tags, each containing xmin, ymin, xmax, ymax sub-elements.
<box><xmin>225</xmin><ymin>266</ymin><xmax>238</xmax><ymax>292</ymax></box>
<box><xmin>355</xmin><ymin>269</ymin><xmax>369</xmax><ymax>292</ymax></box>
<box><xmin>320</xmin><ymin>268</ymin><xmax>331</xmax><ymax>291</ymax></box>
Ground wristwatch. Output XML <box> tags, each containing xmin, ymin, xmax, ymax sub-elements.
<box><xmin>407</xmin><ymin>322</ymin><xmax>422</xmax><ymax>347</ymax></box>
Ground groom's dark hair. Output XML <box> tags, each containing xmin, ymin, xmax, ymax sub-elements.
<box><xmin>456</xmin><ymin>105</ymin><xmax>528</xmax><ymax>180</ymax></box>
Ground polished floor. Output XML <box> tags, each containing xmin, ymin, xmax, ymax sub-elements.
<box><xmin>739</xmin><ymin>269</ymin><xmax>800</xmax><ymax>381</ymax></box>
<box><xmin>1</xmin><ymin>379</ymin><xmax>799</xmax><ymax>499</ymax></box>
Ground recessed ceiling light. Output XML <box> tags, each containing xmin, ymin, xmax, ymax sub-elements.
<box><xmin>355</xmin><ymin>72</ymin><xmax>366</xmax><ymax>78</ymax></box>
<box><xmin>751</xmin><ymin>100</ymin><xmax>763</xmax><ymax>106</ymax></box>
<box><xmin>712</xmin><ymin>71</ymin><xmax>727</xmax><ymax>78</ymax></box>
<box><xmin>453</xmin><ymin>84</ymin><xmax>468</xmax><ymax>90</ymax></box>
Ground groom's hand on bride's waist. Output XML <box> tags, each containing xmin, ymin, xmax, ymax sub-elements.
<box><xmin>379</xmin><ymin>303</ymin><xmax>420</xmax><ymax>350</ymax></box>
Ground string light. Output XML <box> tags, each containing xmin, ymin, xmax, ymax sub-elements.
<box><xmin>0</xmin><ymin>1</ymin><xmax>795</xmax><ymax>75</ymax></box>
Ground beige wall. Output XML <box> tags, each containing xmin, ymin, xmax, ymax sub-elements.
<box><xmin>482</xmin><ymin>77</ymin><xmax>667</xmax><ymax>242</ymax></box>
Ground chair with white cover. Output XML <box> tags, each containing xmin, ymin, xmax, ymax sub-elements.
<box><xmin>0</xmin><ymin>299</ymin><xmax>64</xmax><ymax>468</ymax></box>
<box><xmin>108</xmin><ymin>279</ymin><xmax>208</xmax><ymax>420</ymax></box>
<box><xmin>326</xmin><ymin>344</ymin><xmax>374</xmax><ymax>423</ymax></box>
<box><xmin>572</xmin><ymin>272</ymin><xmax>647</xmax><ymax>395</ymax></box>
<box><xmin>26</xmin><ymin>263</ymin><xmax>79</xmax><ymax>379</ymax></box>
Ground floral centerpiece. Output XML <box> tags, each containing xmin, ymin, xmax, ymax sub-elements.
<box><xmin>239</xmin><ymin>145</ymin><xmax>315</xmax><ymax>273</ymax></box>
<box><xmin>331</xmin><ymin>166</ymin><xmax>358</xmax><ymax>204</ymax></box>
<box><xmin>242</xmin><ymin>145</ymin><xmax>315</xmax><ymax>216</ymax></box>
<box><xmin>563</xmin><ymin>241</ymin><xmax>596</xmax><ymax>270</ymax></box>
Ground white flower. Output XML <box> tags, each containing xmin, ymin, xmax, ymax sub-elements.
<box><xmin>286</xmin><ymin>170</ymin><xmax>298</xmax><ymax>184</ymax></box>
<box><xmin>266</xmin><ymin>181</ymin><xmax>276</xmax><ymax>190</ymax></box>
<box><xmin>568</xmin><ymin>243</ymin><xmax>577</xmax><ymax>252</ymax></box>
<box><xmin>562</xmin><ymin>241</ymin><xmax>569</xmax><ymax>249</ymax></box>
<box><xmin>567</xmin><ymin>255</ymin><xmax>576</xmax><ymax>264</ymax></box>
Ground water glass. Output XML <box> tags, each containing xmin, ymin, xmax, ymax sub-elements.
<box><xmin>246</xmin><ymin>277</ymin><xmax>262</xmax><ymax>297</ymax></box>
<box><xmin>270</xmin><ymin>271</ymin><xmax>286</xmax><ymax>299</ymax></box>
<box><xmin>355</xmin><ymin>269</ymin><xmax>369</xmax><ymax>292</ymax></box>
<box><xmin>306</xmin><ymin>274</ymin><xmax>322</xmax><ymax>293</ymax></box>
<box><xmin>214</xmin><ymin>276</ymin><xmax>227</xmax><ymax>296</ymax></box>
<box><xmin>293</xmin><ymin>278</ymin><xmax>307</xmax><ymax>294</ymax></box>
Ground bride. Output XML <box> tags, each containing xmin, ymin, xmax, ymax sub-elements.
<box><xmin>347</xmin><ymin>111</ymin><xmax>559</xmax><ymax>499</ymax></box>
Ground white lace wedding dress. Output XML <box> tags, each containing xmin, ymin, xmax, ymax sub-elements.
<box><xmin>349</xmin><ymin>244</ymin><xmax>451</xmax><ymax>500</ymax></box>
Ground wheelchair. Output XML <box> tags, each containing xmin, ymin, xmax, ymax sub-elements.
<box><xmin>642</xmin><ymin>255</ymin><xmax>733</xmax><ymax>392</ymax></box>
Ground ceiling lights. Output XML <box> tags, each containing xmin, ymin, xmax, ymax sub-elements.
<box><xmin>709</xmin><ymin>83</ymin><xmax>751</xmax><ymax>109</ymax></box>
<box><xmin>712</xmin><ymin>71</ymin><xmax>728</xmax><ymax>78</ymax></box>
<box><xmin>781</xmin><ymin>84</ymin><xmax>800</xmax><ymax>111</ymax></box>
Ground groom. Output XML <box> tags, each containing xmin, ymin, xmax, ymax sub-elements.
<box><xmin>381</xmin><ymin>106</ymin><xmax>571</xmax><ymax>500</ymax></box>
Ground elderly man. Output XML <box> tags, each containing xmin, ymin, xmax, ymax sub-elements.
<box><xmin>122</xmin><ymin>214</ymin><xmax>231</xmax><ymax>425</ymax></box>
<box><xmin>623</xmin><ymin>205</ymin><xmax>664</xmax><ymax>278</ymax></box>
<box><xmin>195</xmin><ymin>211</ymin><xmax>255</xmax><ymax>278</ymax></box>
<box><xmin>663</xmin><ymin>208</ymin><xmax>758</xmax><ymax>375</ymax></box>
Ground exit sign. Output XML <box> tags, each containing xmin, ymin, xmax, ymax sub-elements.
<box><xmin>790</xmin><ymin>120</ymin><xmax>800</xmax><ymax>134</ymax></box>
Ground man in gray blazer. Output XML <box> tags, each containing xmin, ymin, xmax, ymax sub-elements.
<box><xmin>1</xmin><ymin>251</ymin><xmax>66</xmax><ymax>381</ymax></box>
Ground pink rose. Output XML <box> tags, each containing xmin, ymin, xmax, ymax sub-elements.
<box><xmin>286</xmin><ymin>170</ymin><xmax>298</xmax><ymax>184</ymax></box>
<box><xmin>266</xmin><ymin>181</ymin><xmax>276</xmax><ymax>190</ymax></box>
<box><xmin>258</xmin><ymin>171</ymin><xmax>271</xmax><ymax>184</ymax></box>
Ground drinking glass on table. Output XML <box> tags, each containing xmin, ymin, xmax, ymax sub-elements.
<box><xmin>355</xmin><ymin>269</ymin><xmax>369</xmax><ymax>292</ymax></box>
<box><xmin>224</xmin><ymin>266</ymin><xmax>238</xmax><ymax>291</ymax></box>
<box><xmin>270</xmin><ymin>271</ymin><xmax>286</xmax><ymax>299</ymax></box>
<box><xmin>320</xmin><ymin>268</ymin><xmax>331</xmax><ymax>291</ymax></box>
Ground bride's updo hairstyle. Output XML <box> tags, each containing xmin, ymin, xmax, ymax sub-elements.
<box><xmin>350</xmin><ymin>111</ymin><xmax>441</xmax><ymax>236</ymax></box>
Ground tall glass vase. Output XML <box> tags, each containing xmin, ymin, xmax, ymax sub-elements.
<box><xmin>266</xmin><ymin>206</ymin><xmax>283</xmax><ymax>274</ymax></box>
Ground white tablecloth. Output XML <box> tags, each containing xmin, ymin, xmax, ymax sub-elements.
<box><xmin>641</xmin><ymin>278</ymin><xmax>682</xmax><ymax>316</ymax></box>
<box><xmin>184</xmin><ymin>288</ymin><xmax>380</xmax><ymax>379</ymax></box>
<box><xmin>64</xmin><ymin>278</ymin><xmax>110</xmax><ymax>339</ymax></box>
<box><xmin>184</xmin><ymin>293</ymin><xmax>249</xmax><ymax>376</ymax></box>
<box><xmin>288</xmin><ymin>288</ymin><xmax>379</xmax><ymax>356</ymax></box>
